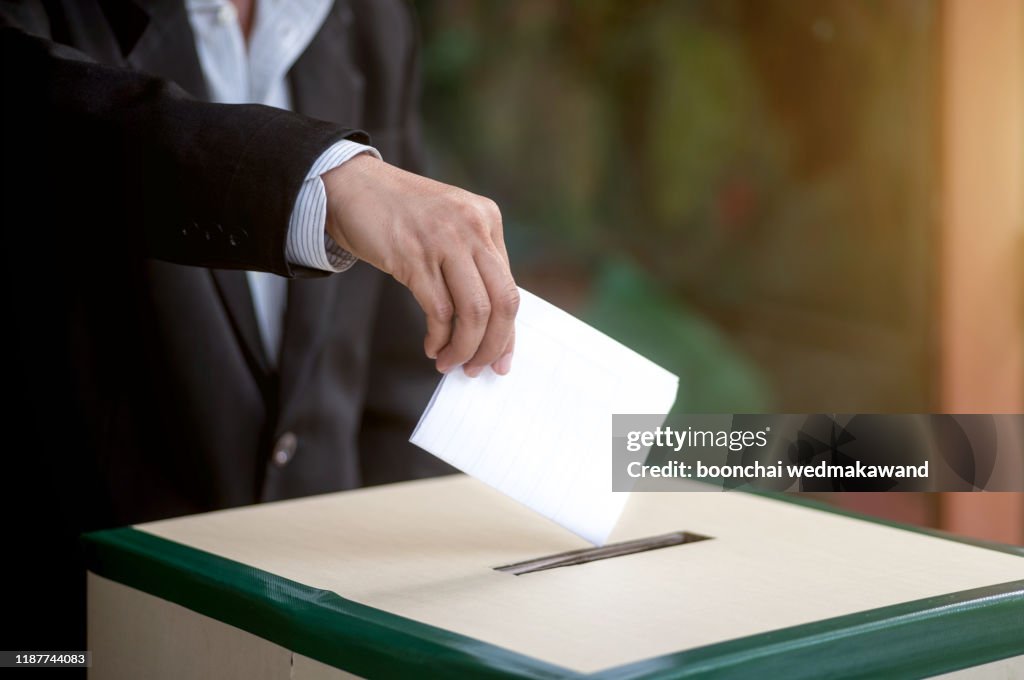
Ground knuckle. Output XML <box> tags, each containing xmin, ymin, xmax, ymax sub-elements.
<box><xmin>433</xmin><ymin>300</ymin><xmax>455</xmax><ymax>324</ymax></box>
<box><xmin>496</xmin><ymin>286</ymin><xmax>520</xmax><ymax>318</ymax></box>
<box><xmin>456</xmin><ymin>200</ymin><xmax>490</xmax><ymax>236</ymax></box>
<box><xmin>481</xmin><ymin>197</ymin><xmax>502</xmax><ymax>223</ymax></box>
<box><xmin>465</xmin><ymin>294</ymin><xmax>491</xmax><ymax>321</ymax></box>
<box><xmin>470</xmin><ymin>215</ymin><xmax>490</xmax><ymax>237</ymax></box>
<box><xmin>455</xmin><ymin>199</ymin><xmax>478</xmax><ymax>221</ymax></box>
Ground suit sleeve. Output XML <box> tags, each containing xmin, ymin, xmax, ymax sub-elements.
<box><xmin>0</xmin><ymin>14</ymin><xmax>365</xmax><ymax>276</ymax></box>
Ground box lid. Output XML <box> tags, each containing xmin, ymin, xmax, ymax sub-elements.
<box><xmin>84</xmin><ymin>476</ymin><xmax>1024</xmax><ymax>678</ymax></box>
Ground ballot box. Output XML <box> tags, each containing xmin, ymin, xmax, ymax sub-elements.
<box><xmin>84</xmin><ymin>475</ymin><xmax>1024</xmax><ymax>679</ymax></box>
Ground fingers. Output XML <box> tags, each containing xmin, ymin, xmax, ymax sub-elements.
<box><xmin>463</xmin><ymin>248</ymin><xmax>519</xmax><ymax>377</ymax></box>
<box><xmin>323</xmin><ymin>157</ymin><xmax>520</xmax><ymax>375</ymax></box>
<box><xmin>480</xmin><ymin>199</ymin><xmax>517</xmax><ymax>376</ymax></box>
<box><xmin>492</xmin><ymin>326</ymin><xmax>515</xmax><ymax>376</ymax></box>
<box><xmin>483</xmin><ymin>198</ymin><xmax>510</xmax><ymax>265</ymax></box>
<box><xmin>406</xmin><ymin>266</ymin><xmax>455</xmax><ymax>361</ymax></box>
<box><xmin>403</xmin><ymin>198</ymin><xmax>518</xmax><ymax>377</ymax></box>
<box><xmin>435</xmin><ymin>256</ymin><xmax>492</xmax><ymax>374</ymax></box>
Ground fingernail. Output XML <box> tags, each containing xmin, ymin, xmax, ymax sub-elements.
<box><xmin>463</xmin><ymin>365</ymin><xmax>483</xmax><ymax>378</ymax></box>
<box><xmin>494</xmin><ymin>352</ymin><xmax>513</xmax><ymax>376</ymax></box>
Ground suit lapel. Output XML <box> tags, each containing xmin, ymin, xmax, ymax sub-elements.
<box><xmin>124</xmin><ymin>0</ymin><xmax>209</xmax><ymax>99</ymax></box>
<box><xmin>275</xmin><ymin>0</ymin><xmax>359</xmax><ymax>422</ymax></box>
<box><xmin>209</xmin><ymin>270</ymin><xmax>274</xmax><ymax>383</ymax></box>
<box><xmin>289</xmin><ymin>0</ymin><xmax>362</xmax><ymax>126</ymax></box>
<box><xmin>124</xmin><ymin>0</ymin><xmax>361</xmax><ymax>416</ymax></box>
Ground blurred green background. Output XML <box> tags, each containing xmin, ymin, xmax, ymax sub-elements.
<box><xmin>414</xmin><ymin>0</ymin><xmax>940</xmax><ymax>414</ymax></box>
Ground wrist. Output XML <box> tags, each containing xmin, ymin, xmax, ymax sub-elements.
<box><xmin>322</xmin><ymin>152</ymin><xmax>380</xmax><ymax>251</ymax></box>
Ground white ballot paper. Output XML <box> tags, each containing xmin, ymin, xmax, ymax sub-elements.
<box><xmin>411</xmin><ymin>288</ymin><xmax>679</xmax><ymax>545</ymax></box>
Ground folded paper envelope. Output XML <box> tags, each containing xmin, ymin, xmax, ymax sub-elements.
<box><xmin>411</xmin><ymin>288</ymin><xmax>680</xmax><ymax>545</ymax></box>
<box><xmin>85</xmin><ymin>475</ymin><xmax>1024</xmax><ymax>678</ymax></box>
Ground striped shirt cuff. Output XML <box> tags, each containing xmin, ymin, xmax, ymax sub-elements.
<box><xmin>285</xmin><ymin>139</ymin><xmax>381</xmax><ymax>272</ymax></box>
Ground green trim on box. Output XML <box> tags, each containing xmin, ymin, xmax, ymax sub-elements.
<box><xmin>597</xmin><ymin>580</ymin><xmax>1024</xmax><ymax>679</ymax></box>
<box><xmin>84</xmin><ymin>527</ymin><xmax>580</xmax><ymax>679</ymax></box>
<box><xmin>84</xmin><ymin>523</ymin><xmax>1024</xmax><ymax>679</ymax></box>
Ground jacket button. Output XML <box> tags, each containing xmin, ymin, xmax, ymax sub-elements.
<box><xmin>272</xmin><ymin>432</ymin><xmax>298</xmax><ymax>467</ymax></box>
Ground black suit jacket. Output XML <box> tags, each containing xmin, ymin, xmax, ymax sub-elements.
<box><xmin>1</xmin><ymin>0</ymin><xmax>451</xmax><ymax>648</ymax></box>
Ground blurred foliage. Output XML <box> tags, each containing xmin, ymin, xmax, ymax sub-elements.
<box><xmin>415</xmin><ymin>0</ymin><xmax>939</xmax><ymax>411</ymax></box>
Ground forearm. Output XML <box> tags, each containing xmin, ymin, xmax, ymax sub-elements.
<box><xmin>2</xmin><ymin>24</ymin><xmax>364</xmax><ymax>275</ymax></box>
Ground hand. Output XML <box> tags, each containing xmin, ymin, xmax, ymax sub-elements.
<box><xmin>322</xmin><ymin>154</ymin><xmax>519</xmax><ymax>376</ymax></box>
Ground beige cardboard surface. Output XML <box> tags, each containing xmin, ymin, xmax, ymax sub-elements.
<box><xmin>935</xmin><ymin>656</ymin><xmax>1024</xmax><ymax>679</ymax></box>
<box><xmin>137</xmin><ymin>476</ymin><xmax>1024</xmax><ymax>674</ymax></box>
<box><xmin>292</xmin><ymin>654</ymin><xmax>362</xmax><ymax>680</ymax></box>
<box><xmin>88</xmin><ymin>574</ymin><xmax>362</xmax><ymax>680</ymax></box>
<box><xmin>88</xmin><ymin>573</ymin><xmax>293</xmax><ymax>680</ymax></box>
<box><xmin>86</xmin><ymin>574</ymin><xmax>1024</xmax><ymax>680</ymax></box>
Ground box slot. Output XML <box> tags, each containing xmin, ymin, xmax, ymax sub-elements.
<box><xmin>494</xmin><ymin>531</ymin><xmax>711</xmax><ymax>575</ymax></box>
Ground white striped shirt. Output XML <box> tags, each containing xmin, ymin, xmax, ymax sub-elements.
<box><xmin>186</xmin><ymin>0</ymin><xmax>376</xmax><ymax>364</ymax></box>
